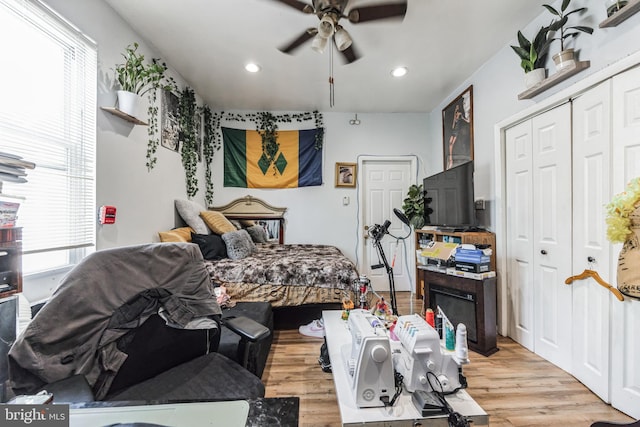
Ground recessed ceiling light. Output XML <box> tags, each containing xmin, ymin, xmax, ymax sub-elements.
<box><xmin>391</xmin><ymin>67</ymin><xmax>408</xmax><ymax>77</ymax></box>
<box><xmin>245</xmin><ymin>63</ymin><xmax>261</xmax><ymax>73</ymax></box>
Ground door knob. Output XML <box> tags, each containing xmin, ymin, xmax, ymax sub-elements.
<box><xmin>540</xmin><ymin>249</ymin><xmax>547</xmax><ymax>255</ymax></box>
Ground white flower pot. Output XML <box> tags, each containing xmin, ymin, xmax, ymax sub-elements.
<box><xmin>553</xmin><ymin>49</ymin><xmax>576</xmax><ymax>71</ymax></box>
<box><xmin>524</xmin><ymin>68</ymin><xmax>546</xmax><ymax>88</ymax></box>
<box><xmin>116</xmin><ymin>90</ymin><xmax>141</xmax><ymax>118</ymax></box>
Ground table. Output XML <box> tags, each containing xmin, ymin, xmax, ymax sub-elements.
<box><xmin>322</xmin><ymin>310</ymin><xmax>489</xmax><ymax>426</ymax></box>
<box><xmin>70</xmin><ymin>397</ymin><xmax>299</xmax><ymax>427</ymax></box>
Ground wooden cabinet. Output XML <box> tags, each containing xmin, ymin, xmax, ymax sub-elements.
<box><xmin>421</xmin><ymin>269</ymin><xmax>498</xmax><ymax>356</ymax></box>
<box><xmin>414</xmin><ymin>229</ymin><xmax>496</xmax><ymax>299</ymax></box>
<box><xmin>0</xmin><ymin>227</ymin><xmax>22</xmax><ymax>299</ymax></box>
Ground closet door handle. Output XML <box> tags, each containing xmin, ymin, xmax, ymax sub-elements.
<box><xmin>540</xmin><ymin>249</ymin><xmax>547</xmax><ymax>255</ymax></box>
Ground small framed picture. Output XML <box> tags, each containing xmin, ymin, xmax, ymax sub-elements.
<box><xmin>335</xmin><ymin>162</ymin><xmax>356</xmax><ymax>188</ymax></box>
<box><xmin>442</xmin><ymin>85</ymin><xmax>473</xmax><ymax>170</ymax></box>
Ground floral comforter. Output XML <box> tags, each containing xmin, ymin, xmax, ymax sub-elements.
<box><xmin>203</xmin><ymin>243</ymin><xmax>359</xmax><ymax>306</ymax></box>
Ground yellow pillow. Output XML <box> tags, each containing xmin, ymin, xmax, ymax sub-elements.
<box><xmin>200</xmin><ymin>211</ymin><xmax>237</xmax><ymax>234</ymax></box>
<box><xmin>158</xmin><ymin>227</ymin><xmax>194</xmax><ymax>242</ymax></box>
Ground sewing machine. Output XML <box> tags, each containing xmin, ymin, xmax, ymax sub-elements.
<box><xmin>341</xmin><ymin>309</ymin><xmax>395</xmax><ymax>408</ymax></box>
<box><xmin>392</xmin><ymin>314</ymin><xmax>464</xmax><ymax>393</ymax></box>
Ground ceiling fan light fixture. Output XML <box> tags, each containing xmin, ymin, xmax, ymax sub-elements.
<box><xmin>391</xmin><ymin>66</ymin><xmax>408</xmax><ymax>77</ymax></box>
<box><xmin>334</xmin><ymin>26</ymin><xmax>352</xmax><ymax>51</ymax></box>
<box><xmin>317</xmin><ymin>14</ymin><xmax>335</xmax><ymax>38</ymax></box>
<box><xmin>311</xmin><ymin>33</ymin><xmax>328</xmax><ymax>54</ymax></box>
<box><xmin>244</xmin><ymin>63</ymin><xmax>261</xmax><ymax>73</ymax></box>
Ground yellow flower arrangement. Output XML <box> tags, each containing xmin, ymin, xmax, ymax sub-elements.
<box><xmin>606</xmin><ymin>177</ymin><xmax>640</xmax><ymax>243</ymax></box>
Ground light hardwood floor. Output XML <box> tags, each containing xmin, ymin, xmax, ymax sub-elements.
<box><xmin>262</xmin><ymin>292</ymin><xmax>634</xmax><ymax>426</ymax></box>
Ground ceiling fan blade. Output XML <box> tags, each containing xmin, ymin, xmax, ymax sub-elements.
<box><xmin>279</xmin><ymin>28</ymin><xmax>317</xmax><ymax>54</ymax></box>
<box><xmin>338</xmin><ymin>41</ymin><xmax>360</xmax><ymax>64</ymax></box>
<box><xmin>347</xmin><ymin>2</ymin><xmax>407</xmax><ymax>23</ymax></box>
<box><xmin>271</xmin><ymin>0</ymin><xmax>315</xmax><ymax>14</ymax></box>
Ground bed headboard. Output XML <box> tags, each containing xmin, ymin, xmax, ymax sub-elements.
<box><xmin>209</xmin><ymin>195</ymin><xmax>287</xmax><ymax>244</ymax></box>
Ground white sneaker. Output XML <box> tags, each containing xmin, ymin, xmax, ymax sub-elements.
<box><xmin>299</xmin><ymin>318</ymin><xmax>325</xmax><ymax>338</ymax></box>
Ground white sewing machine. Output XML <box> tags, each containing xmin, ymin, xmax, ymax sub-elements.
<box><xmin>341</xmin><ymin>309</ymin><xmax>395</xmax><ymax>408</ymax></box>
<box><xmin>392</xmin><ymin>314</ymin><xmax>464</xmax><ymax>393</ymax></box>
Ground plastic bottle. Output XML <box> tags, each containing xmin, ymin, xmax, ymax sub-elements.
<box><xmin>445</xmin><ymin>321</ymin><xmax>455</xmax><ymax>351</ymax></box>
<box><xmin>425</xmin><ymin>308</ymin><xmax>435</xmax><ymax>328</ymax></box>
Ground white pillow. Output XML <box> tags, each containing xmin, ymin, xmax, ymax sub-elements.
<box><xmin>175</xmin><ymin>199</ymin><xmax>211</xmax><ymax>235</ymax></box>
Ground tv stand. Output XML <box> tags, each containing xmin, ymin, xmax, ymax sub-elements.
<box><xmin>414</xmin><ymin>229</ymin><xmax>496</xmax><ymax>299</ymax></box>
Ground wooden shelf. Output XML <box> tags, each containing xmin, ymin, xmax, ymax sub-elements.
<box><xmin>600</xmin><ymin>0</ymin><xmax>640</xmax><ymax>28</ymax></box>
<box><xmin>518</xmin><ymin>61</ymin><xmax>590</xmax><ymax>100</ymax></box>
<box><xmin>101</xmin><ymin>107</ymin><xmax>147</xmax><ymax>125</ymax></box>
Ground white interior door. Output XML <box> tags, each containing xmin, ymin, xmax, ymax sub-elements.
<box><xmin>359</xmin><ymin>158</ymin><xmax>414</xmax><ymax>294</ymax></box>
<box><xmin>505</xmin><ymin>120</ymin><xmax>535</xmax><ymax>351</ymax></box>
<box><xmin>610</xmin><ymin>65</ymin><xmax>640</xmax><ymax>419</ymax></box>
<box><xmin>531</xmin><ymin>103</ymin><xmax>573</xmax><ymax>372</ymax></box>
<box><xmin>571</xmin><ymin>80</ymin><xmax>612</xmax><ymax>402</ymax></box>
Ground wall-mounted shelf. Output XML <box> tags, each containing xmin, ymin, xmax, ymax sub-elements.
<box><xmin>600</xmin><ymin>0</ymin><xmax>640</xmax><ymax>28</ymax></box>
<box><xmin>100</xmin><ymin>107</ymin><xmax>148</xmax><ymax>126</ymax></box>
<box><xmin>518</xmin><ymin>61</ymin><xmax>590</xmax><ymax>100</ymax></box>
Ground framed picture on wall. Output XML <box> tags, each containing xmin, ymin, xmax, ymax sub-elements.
<box><xmin>335</xmin><ymin>162</ymin><xmax>356</xmax><ymax>187</ymax></box>
<box><xmin>161</xmin><ymin>89</ymin><xmax>180</xmax><ymax>152</ymax></box>
<box><xmin>442</xmin><ymin>85</ymin><xmax>473</xmax><ymax>170</ymax></box>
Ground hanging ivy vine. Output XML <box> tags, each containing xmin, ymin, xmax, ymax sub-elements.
<box><xmin>178</xmin><ymin>87</ymin><xmax>199</xmax><ymax>198</ymax></box>
<box><xmin>201</xmin><ymin>105</ymin><xmax>222</xmax><ymax>205</ymax></box>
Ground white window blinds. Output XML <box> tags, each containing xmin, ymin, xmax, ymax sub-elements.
<box><xmin>0</xmin><ymin>0</ymin><xmax>97</xmax><ymax>257</ymax></box>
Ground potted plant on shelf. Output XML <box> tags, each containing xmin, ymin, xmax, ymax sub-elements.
<box><xmin>511</xmin><ymin>25</ymin><xmax>552</xmax><ymax>88</ymax></box>
<box><xmin>114</xmin><ymin>42</ymin><xmax>173</xmax><ymax>118</ymax></box>
<box><xmin>543</xmin><ymin>0</ymin><xmax>594</xmax><ymax>70</ymax></box>
<box><xmin>401</xmin><ymin>184</ymin><xmax>426</xmax><ymax>229</ymax></box>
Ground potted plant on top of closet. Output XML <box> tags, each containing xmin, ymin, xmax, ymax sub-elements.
<box><xmin>114</xmin><ymin>42</ymin><xmax>173</xmax><ymax>119</ymax></box>
<box><xmin>511</xmin><ymin>25</ymin><xmax>553</xmax><ymax>88</ymax></box>
<box><xmin>543</xmin><ymin>0</ymin><xmax>594</xmax><ymax>71</ymax></box>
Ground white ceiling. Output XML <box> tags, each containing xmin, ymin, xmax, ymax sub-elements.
<box><xmin>105</xmin><ymin>0</ymin><xmax>546</xmax><ymax>113</ymax></box>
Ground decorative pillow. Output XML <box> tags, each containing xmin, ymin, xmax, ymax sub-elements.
<box><xmin>230</xmin><ymin>219</ymin><xmax>242</xmax><ymax>230</ymax></box>
<box><xmin>221</xmin><ymin>229</ymin><xmax>255</xmax><ymax>260</ymax></box>
<box><xmin>191</xmin><ymin>233</ymin><xmax>228</xmax><ymax>261</ymax></box>
<box><xmin>239</xmin><ymin>219</ymin><xmax>256</xmax><ymax>227</ymax></box>
<box><xmin>246</xmin><ymin>224</ymin><xmax>268</xmax><ymax>243</ymax></box>
<box><xmin>158</xmin><ymin>227</ymin><xmax>194</xmax><ymax>242</ymax></box>
<box><xmin>200</xmin><ymin>211</ymin><xmax>237</xmax><ymax>235</ymax></box>
<box><xmin>175</xmin><ymin>200</ymin><xmax>210</xmax><ymax>235</ymax></box>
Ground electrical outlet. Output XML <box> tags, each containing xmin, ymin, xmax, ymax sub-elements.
<box><xmin>474</xmin><ymin>199</ymin><xmax>486</xmax><ymax>210</ymax></box>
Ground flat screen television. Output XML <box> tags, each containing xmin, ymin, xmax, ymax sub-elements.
<box><xmin>423</xmin><ymin>160</ymin><xmax>475</xmax><ymax>230</ymax></box>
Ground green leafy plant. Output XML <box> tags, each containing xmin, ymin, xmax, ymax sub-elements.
<box><xmin>401</xmin><ymin>184</ymin><xmax>426</xmax><ymax>229</ymax></box>
<box><xmin>511</xmin><ymin>26</ymin><xmax>552</xmax><ymax>73</ymax></box>
<box><xmin>115</xmin><ymin>42</ymin><xmax>176</xmax><ymax>171</ymax></box>
<box><xmin>544</xmin><ymin>0</ymin><xmax>593</xmax><ymax>52</ymax></box>
<box><xmin>178</xmin><ymin>87</ymin><xmax>199</xmax><ymax>198</ymax></box>
<box><xmin>201</xmin><ymin>105</ymin><xmax>222</xmax><ymax>206</ymax></box>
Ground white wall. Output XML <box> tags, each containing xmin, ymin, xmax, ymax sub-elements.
<box><xmin>424</xmin><ymin>0</ymin><xmax>640</xmax><ymax>232</ymax></box>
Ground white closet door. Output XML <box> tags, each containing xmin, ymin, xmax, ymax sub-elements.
<box><xmin>505</xmin><ymin>120</ymin><xmax>535</xmax><ymax>351</ymax></box>
<box><xmin>531</xmin><ymin>103</ymin><xmax>573</xmax><ymax>372</ymax></box>
<box><xmin>611</xmin><ymin>65</ymin><xmax>640</xmax><ymax>419</ymax></box>
<box><xmin>571</xmin><ymin>80</ymin><xmax>612</xmax><ymax>402</ymax></box>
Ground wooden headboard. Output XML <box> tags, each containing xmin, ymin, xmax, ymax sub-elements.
<box><xmin>209</xmin><ymin>195</ymin><xmax>287</xmax><ymax>244</ymax></box>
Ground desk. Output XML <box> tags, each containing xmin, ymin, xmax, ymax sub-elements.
<box><xmin>323</xmin><ymin>310</ymin><xmax>488</xmax><ymax>426</ymax></box>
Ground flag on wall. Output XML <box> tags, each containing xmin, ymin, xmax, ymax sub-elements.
<box><xmin>223</xmin><ymin>127</ymin><xmax>323</xmax><ymax>188</ymax></box>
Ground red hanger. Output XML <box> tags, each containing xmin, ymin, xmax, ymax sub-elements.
<box><xmin>565</xmin><ymin>269</ymin><xmax>624</xmax><ymax>301</ymax></box>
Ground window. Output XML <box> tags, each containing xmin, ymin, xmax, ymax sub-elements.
<box><xmin>0</xmin><ymin>0</ymin><xmax>97</xmax><ymax>274</ymax></box>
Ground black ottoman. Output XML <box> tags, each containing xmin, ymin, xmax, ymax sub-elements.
<box><xmin>219</xmin><ymin>302</ymin><xmax>273</xmax><ymax>378</ymax></box>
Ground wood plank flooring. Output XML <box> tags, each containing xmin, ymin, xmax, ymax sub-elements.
<box><xmin>261</xmin><ymin>292</ymin><xmax>634</xmax><ymax>426</ymax></box>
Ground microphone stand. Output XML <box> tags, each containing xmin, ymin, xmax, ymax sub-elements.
<box><xmin>373</xmin><ymin>234</ymin><xmax>398</xmax><ymax>316</ymax></box>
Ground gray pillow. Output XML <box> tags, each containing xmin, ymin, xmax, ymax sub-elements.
<box><xmin>175</xmin><ymin>199</ymin><xmax>210</xmax><ymax>235</ymax></box>
<box><xmin>222</xmin><ymin>229</ymin><xmax>255</xmax><ymax>260</ymax></box>
<box><xmin>246</xmin><ymin>224</ymin><xmax>268</xmax><ymax>243</ymax></box>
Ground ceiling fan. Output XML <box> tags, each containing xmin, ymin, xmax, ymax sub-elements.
<box><xmin>273</xmin><ymin>0</ymin><xmax>408</xmax><ymax>64</ymax></box>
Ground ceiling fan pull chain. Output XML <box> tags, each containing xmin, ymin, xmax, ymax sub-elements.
<box><xmin>329</xmin><ymin>45</ymin><xmax>335</xmax><ymax>108</ymax></box>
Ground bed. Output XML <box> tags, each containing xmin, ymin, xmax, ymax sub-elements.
<box><xmin>200</xmin><ymin>196</ymin><xmax>359</xmax><ymax>328</ymax></box>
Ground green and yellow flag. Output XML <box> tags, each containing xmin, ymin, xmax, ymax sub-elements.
<box><xmin>223</xmin><ymin>127</ymin><xmax>323</xmax><ymax>188</ymax></box>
